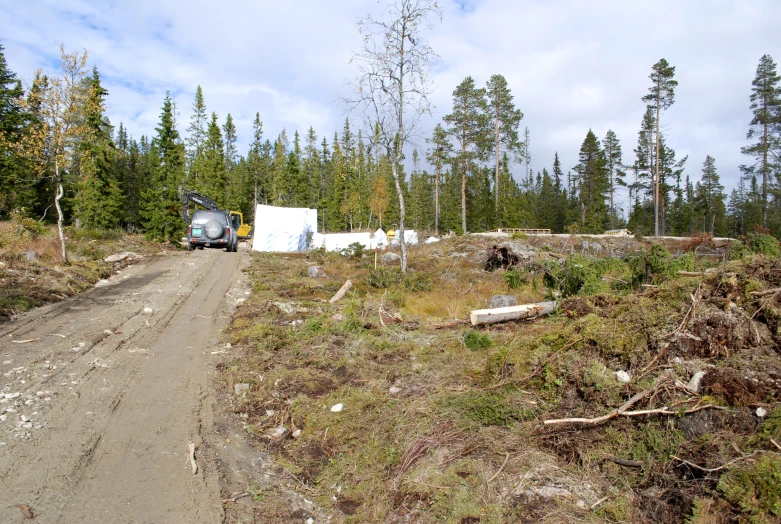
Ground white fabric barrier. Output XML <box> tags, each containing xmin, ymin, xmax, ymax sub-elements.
<box><xmin>252</xmin><ymin>204</ymin><xmax>318</xmax><ymax>252</ymax></box>
<box><xmin>322</xmin><ymin>229</ymin><xmax>390</xmax><ymax>252</ymax></box>
<box><xmin>324</xmin><ymin>232</ymin><xmax>373</xmax><ymax>252</ymax></box>
<box><xmin>425</xmin><ymin>236</ymin><xmax>440</xmax><ymax>244</ymax></box>
<box><xmin>390</xmin><ymin>230</ymin><xmax>418</xmax><ymax>246</ymax></box>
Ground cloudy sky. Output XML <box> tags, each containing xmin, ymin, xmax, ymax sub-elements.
<box><xmin>3</xmin><ymin>0</ymin><xmax>780</xmax><ymax>202</ymax></box>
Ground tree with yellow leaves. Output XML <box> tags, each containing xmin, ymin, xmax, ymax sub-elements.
<box><xmin>14</xmin><ymin>46</ymin><xmax>91</xmax><ymax>264</ymax></box>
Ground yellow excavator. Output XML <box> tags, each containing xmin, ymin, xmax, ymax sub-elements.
<box><xmin>178</xmin><ymin>186</ymin><xmax>252</xmax><ymax>240</ymax></box>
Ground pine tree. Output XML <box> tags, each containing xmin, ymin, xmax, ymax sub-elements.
<box><xmin>75</xmin><ymin>67</ymin><xmax>123</xmax><ymax>229</ymax></box>
<box><xmin>603</xmin><ymin>129</ymin><xmax>625</xmax><ymax>229</ymax></box>
<box><xmin>443</xmin><ymin>76</ymin><xmax>489</xmax><ymax>234</ymax></box>
<box><xmin>740</xmin><ymin>55</ymin><xmax>781</xmax><ymax>229</ymax></box>
<box><xmin>485</xmin><ymin>74</ymin><xmax>523</xmax><ymax>218</ymax></box>
<box><xmin>642</xmin><ymin>59</ymin><xmax>678</xmax><ymax>236</ymax></box>
<box><xmin>425</xmin><ymin>123</ymin><xmax>452</xmax><ymax>234</ymax></box>
<box><xmin>140</xmin><ymin>93</ymin><xmax>186</xmax><ymax>242</ymax></box>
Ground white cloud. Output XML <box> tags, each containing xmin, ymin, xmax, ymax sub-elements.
<box><xmin>2</xmin><ymin>0</ymin><xmax>780</xmax><ymax>195</ymax></box>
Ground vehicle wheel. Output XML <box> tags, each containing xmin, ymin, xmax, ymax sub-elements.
<box><xmin>197</xmin><ymin>246</ymin><xmax>204</xmax><ymax>250</ymax></box>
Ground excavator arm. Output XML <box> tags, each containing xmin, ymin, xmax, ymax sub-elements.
<box><xmin>179</xmin><ymin>186</ymin><xmax>219</xmax><ymax>224</ymax></box>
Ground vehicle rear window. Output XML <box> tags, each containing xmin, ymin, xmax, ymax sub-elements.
<box><xmin>191</xmin><ymin>211</ymin><xmax>228</xmax><ymax>225</ymax></box>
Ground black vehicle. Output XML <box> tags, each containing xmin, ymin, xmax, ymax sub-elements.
<box><xmin>186</xmin><ymin>209</ymin><xmax>238</xmax><ymax>252</ymax></box>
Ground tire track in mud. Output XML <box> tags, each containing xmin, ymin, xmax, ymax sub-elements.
<box><xmin>0</xmin><ymin>248</ymin><xmax>243</xmax><ymax>523</ymax></box>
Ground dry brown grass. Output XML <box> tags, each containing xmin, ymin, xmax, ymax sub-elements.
<box><xmin>220</xmin><ymin>237</ymin><xmax>781</xmax><ymax>523</ymax></box>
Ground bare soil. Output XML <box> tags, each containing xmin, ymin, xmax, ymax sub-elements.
<box><xmin>0</xmin><ymin>247</ymin><xmax>253</xmax><ymax>523</ymax></box>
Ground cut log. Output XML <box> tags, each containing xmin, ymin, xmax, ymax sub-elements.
<box><xmin>329</xmin><ymin>280</ymin><xmax>353</xmax><ymax>304</ymax></box>
<box><xmin>470</xmin><ymin>301</ymin><xmax>557</xmax><ymax>326</ymax></box>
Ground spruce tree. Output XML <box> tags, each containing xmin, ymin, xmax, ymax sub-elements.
<box><xmin>603</xmin><ymin>130</ymin><xmax>625</xmax><ymax>229</ymax></box>
<box><xmin>202</xmin><ymin>112</ymin><xmax>226</xmax><ymax>206</ymax></box>
<box><xmin>695</xmin><ymin>155</ymin><xmax>726</xmax><ymax>236</ymax></box>
<box><xmin>573</xmin><ymin>130</ymin><xmax>609</xmax><ymax>233</ymax></box>
<box><xmin>740</xmin><ymin>55</ymin><xmax>781</xmax><ymax>229</ymax></box>
<box><xmin>75</xmin><ymin>67</ymin><xmax>123</xmax><ymax>229</ymax></box>
<box><xmin>642</xmin><ymin>59</ymin><xmax>677</xmax><ymax>236</ymax></box>
<box><xmin>186</xmin><ymin>86</ymin><xmax>207</xmax><ymax>186</ymax></box>
<box><xmin>140</xmin><ymin>93</ymin><xmax>186</xmax><ymax>242</ymax></box>
<box><xmin>0</xmin><ymin>43</ymin><xmax>32</xmax><ymax>218</ymax></box>
<box><xmin>443</xmin><ymin>76</ymin><xmax>489</xmax><ymax>234</ymax></box>
<box><xmin>485</xmin><ymin>74</ymin><xmax>523</xmax><ymax>218</ymax></box>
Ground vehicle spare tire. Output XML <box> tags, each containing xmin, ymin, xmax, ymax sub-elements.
<box><xmin>204</xmin><ymin>220</ymin><xmax>223</xmax><ymax>240</ymax></box>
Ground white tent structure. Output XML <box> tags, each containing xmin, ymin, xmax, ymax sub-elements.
<box><xmin>251</xmin><ymin>204</ymin><xmax>318</xmax><ymax>252</ymax></box>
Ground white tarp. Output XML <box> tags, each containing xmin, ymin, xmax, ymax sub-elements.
<box><xmin>390</xmin><ymin>230</ymin><xmax>419</xmax><ymax>246</ymax></box>
<box><xmin>252</xmin><ymin>204</ymin><xmax>318</xmax><ymax>252</ymax></box>
<box><xmin>322</xmin><ymin>229</ymin><xmax>389</xmax><ymax>252</ymax></box>
<box><xmin>424</xmin><ymin>236</ymin><xmax>440</xmax><ymax>244</ymax></box>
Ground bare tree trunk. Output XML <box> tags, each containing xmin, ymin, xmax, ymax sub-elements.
<box><xmin>494</xmin><ymin>106</ymin><xmax>500</xmax><ymax>223</ymax></box>
<box><xmin>54</xmin><ymin>160</ymin><xmax>69</xmax><ymax>265</ymax></box>
<box><xmin>654</xmin><ymin>103</ymin><xmax>661</xmax><ymax>237</ymax></box>
<box><xmin>434</xmin><ymin>163</ymin><xmax>440</xmax><ymax>236</ymax></box>
<box><xmin>392</xmin><ymin>158</ymin><xmax>407</xmax><ymax>272</ymax></box>
<box><xmin>762</xmin><ymin>115</ymin><xmax>768</xmax><ymax>229</ymax></box>
<box><xmin>461</xmin><ymin>124</ymin><xmax>467</xmax><ymax>234</ymax></box>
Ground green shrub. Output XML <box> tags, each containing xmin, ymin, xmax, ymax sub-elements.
<box><xmin>402</xmin><ymin>271</ymin><xmax>432</xmax><ymax>292</ymax></box>
<box><xmin>463</xmin><ymin>330</ymin><xmax>492</xmax><ymax>351</ymax></box>
<box><xmin>543</xmin><ymin>255</ymin><xmax>631</xmax><ymax>297</ymax></box>
<box><xmin>68</xmin><ymin>227</ymin><xmax>123</xmax><ymax>241</ymax></box>
<box><xmin>628</xmin><ymin>244</ymin><xmax>695</xmax><ymax>285</ymax></box>
<box><xmin>366</xmin><ymin>267</ymin><xmax>402</xmax><ymax>288</ymax></box>
<box><xmin>438</xmin><ymin>391</ymin><xmax>532</xmax><ymax>427</ymax></box>
<box><xmin>718</xmin><ymin>454</ymin><xmax>781</xmax><ymax>522</ymax></box>
<box><xmin>745</xmin><ymin>233</ymin><xmax>781</xmax><ymax>257</ymax></box>
<box><xmin>11</xmin><ymin>208</ymin><xmax>47</xmax><ymax>239</ymax></box>
<box><xmin>339</xmin><ymin>241</ymin><xmax>365</xmax><ymax>258</ymax></box>
<box><xmin>504</xmin><ymin>268</ymin><xmax>524</xmax><ymax>289</ymax></box>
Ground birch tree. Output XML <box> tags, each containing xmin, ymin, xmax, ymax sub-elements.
<box><xmin>13</xmin><ymin>46</ymin><xmax>90</xmax><ymax>264</ymax></box>
<box><xmin>346</xmin><ymin>0</ymin><xmax>442</xmax><ymax>272</ymax></box>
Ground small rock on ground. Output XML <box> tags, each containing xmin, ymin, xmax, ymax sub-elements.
<box><xmin>490</xmin><ymin>295</ymin><xmax>517</xmax><ymax>308</ymax></box>
<box><xmin>382</xmin><ymin>252</ymin><xmax>401</xmax><ymax>265</ymax></box>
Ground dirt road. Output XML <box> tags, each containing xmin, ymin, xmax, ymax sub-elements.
<box><xmin>0</xmin><ymin>247</ymin><xmax>248</xmax><ymax>523</ymax></box>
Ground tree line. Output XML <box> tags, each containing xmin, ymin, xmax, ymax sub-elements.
<box><xmin>1</xmin><ymin>43</ymin><xmax>780</xmax><ymax>252</ymax></box>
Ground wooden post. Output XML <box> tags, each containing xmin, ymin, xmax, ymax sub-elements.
<box><xmin>329</xmin><ymin>280</ymin><xmax>353</xmax><ymax>304</ymax></box>
<box><xmin>470</xmin><ymin>301</ymin><xmax>557</xmax><ymax>326</ymax></box>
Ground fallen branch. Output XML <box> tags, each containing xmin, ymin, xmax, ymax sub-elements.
<box><xmin>221</xmin><ymin>492</ymin><xmax>250</xmax><ymax>504</ymax></box>
<box><xmin>188</xmin><ymin>441</ymin><xmax>197</xmax><ymax>475</ymax></box>
<box><xmin>751</xmin><ymin>287</ymin><xmax>781</xmax><ymax>320</ymax></box>
<box><xmin>606</xmin><ymin>456</ymin><xmax>643</xmax><ymax>468</ymax></box>
<box><xmin>544</xmin><ymin>401</ymin><xmax>724</xmax><ymax>426</ymax></box>
<box><xmin>12</xmin><ymin>338</ymin><xmax>39</xmax><ymax>344</ymax></box>
<box><xmin>470</xmin><ymin>301</ymin><xmax>557</xmax><ymax>326</ymax></box>
<box><xmin>672</xmin><ymin>450</ymin><xmax>762</xmax><ymax>473</ymax></box>
<box><xmin>750</xmin><ymin>287</ymin><xmax>781</xmax><ymax>297</ymax></box>
<box><xmin>329</xmin><ymin>280</ymin><xmax>352</xmax><ymax>304</ymax></box>
<box><xmin>430</xmin><ymin>319</ymin><xmax>470</xmax><ymax>329</ymax></box>
<box><xmin>771</xmin><ymin>439</ymin><xmax>781</xmax><ymax>452</ymax></box>
<box><xmin>590</xmin><ymin>496</ymin><xmax>609</xmax><ymax>510</ymax></box>
<box><xmin>677</xmin><ymin>269</ymin><xmax>717</xmax><ymax>277</ymax></box>
<box><xmin>487</xmin><ymin>453</ymin><xmax>510</xmax><ymax>483</ymax></box>
<box><xmin>544</xmin><ymin>375</ymin><xmax>669</xmax><ymax>426</ymax></box>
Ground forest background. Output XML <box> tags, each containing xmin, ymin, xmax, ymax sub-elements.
<box><xmin>1</xmin><ymin>0</ymin><xmax>781</xmax><ymax>241</ymax></box>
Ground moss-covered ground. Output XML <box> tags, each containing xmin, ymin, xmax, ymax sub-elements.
<box><xmin>221</xmin><ymin>234</ymin><xmax>781</xmax><ymax>523</ymax></box>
